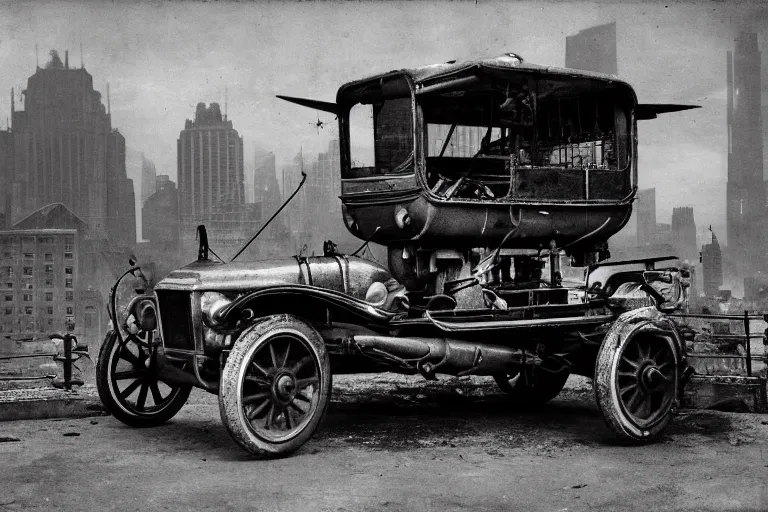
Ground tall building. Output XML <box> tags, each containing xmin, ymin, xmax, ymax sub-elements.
<box><xmin>0</xmin><ymin>127</ymin><xmax>12</xmax><ymax>228</ymax></box>
<box><xmin>140</xmin><ymin>153</ymin><xmax>157</xmax><ymax>206</ymax></box>
<box><xmin>142</xmin><ymin>175</ymin><xmax>180</xmax><ymax>254</ymax></box>
<box><xmin>0</xmin><ymin>229</ymin><xmax>78</xmax><ymax>334</ymax></box>
<box><xmin>177</xmin><ymin>102</ymin><xmax>245</xmax><ymax>227</ymax></box>
<box><xmin>726</xmin><ymin>33</ymin><xmax>764</xmax><ymax>263</ymax></box>
<box><xmin>636</xmin><ymin>188</ymin><xmax>656</xmax><ymax>246</ymax></box>
<box><xmin>8</xmin><ymin>50</ymin><xmax>135</xmax><ymax>248</ymax></box>
<box><xmin>671</xmin><ymin>206</ymin><xmax>697</xmax><ymax>262</ymax></box>
<box><xmin>565</xmin><ymin>22</ymin><xmax>618</xmax><ymax>75</ymax></box>
<box><xmin>254</xmin><ymin>149</ymin><xmax>281</xmax><ymax>213</ymax></box>
<box><xmin>702</xmin><ymin>228</ymin><xmax>723</xmax><ymax>298</ymax></box>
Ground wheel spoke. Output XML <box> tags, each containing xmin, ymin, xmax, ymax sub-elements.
<box><xmin>243</xmin><ymin>392</ymin><xmax>270</xmax><ymax>405</ymax></box>
<box><xmin>292</xmin><ymin>356</ymin><xmax>313</xmax><ymax>375</ymax></box>
<box><xmin>289</xmin><ymin>401</ymin><xmax>306</xmax><ymax>415</ymax></box>
<box><xmin>264</xmin><ymin>404</ymin><xmax>275</xmax><ymax>429</ymax></box>
<box><xmin>251</xmin><ymin>361</ymin><xmax>269</xmax><ymax>377</ymax></box>
<box><xmin>114</xmin><ymin>369</ymin><xmax>145</xmax><ymax>380</ymax></box>
<box><xmin>118</xmin><ymin>346</ymin><xmax>141</xmax><ymax>366</ymax></box>
<box><xmin>617</xmin><ymin>370</ymin><xmax>636</xmax><ymax>380</ymax></box>
<box><xmin>296</xmin><ymin>377</ymin><xmax>319</xmax><ymax>390</ymax></box>
<box><xmin>246</xmin><ymin>399</ymin><xmax>270</xmax><ymax>421</ymax></box>
<box><xmin>149</xmin><ymin>381</ymin><xmax>164</xmax><ymax>406</ymax></box>
<box><xmin>245</xmin><ymin>375</ymin><xmax>270</xmax><ymax>387</ymax></box>
<box><xmin>283</xmin><ymin>409</ymin><xmax>292</xmax><ymax>429</ymax></box>
<box><xmin>136</xmin><ymin>381</ymin><xmax>149</xmax><ymax>410</ymax></box>
<box><xmin>294</xmin><ymin>392</ymin><xmax>311</xmax><ymax>403</ymax></box>
<box><xmin>281</xmin><ymin>341</ymin><xmax>291</xmax><ymax>368</ymax></box>
<box><xmin>269</xmin><ymin>343</ymin><xmax>279</xmax><ymax>368</ymax></box>
<box><xmin>637</xmin><ymin>396</ymin><xmax>652</xmax><ymax>419</ymax></box>
<box><xmin>119</xmin><ymin>379</ymin><xmax>142</xmax><ymax>400</ymax></box>
<box><xmin>626</xmin><ymin>388</ymin><xmax>643</xmax><ymax>413</ymax></box>
<box><xmin>619</xmin><ymin>383</ymin><xmax>638</xmax><ymax>398</ymax></box>
<box><xmin>621</xmin><ymin>355</ymin><xmax>639</xmax><ymax>370</ymax></box>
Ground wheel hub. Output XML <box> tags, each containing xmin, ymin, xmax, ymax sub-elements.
<box><xmin>640</xmin><ymin>365</ymin><xmax>668</xmax><ymax>392</ymax></box>
<box><xmin>273</xmin><ymin>372</ymin><xmax>297</xmax><ymax>402</ymax></box>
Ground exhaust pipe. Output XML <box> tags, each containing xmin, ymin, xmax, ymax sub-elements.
<box><xmin>353</xmin><ymin>335</ymin><xmax>532</xmax><ymax>377</ymax></box>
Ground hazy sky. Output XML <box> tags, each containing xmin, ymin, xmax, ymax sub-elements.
<box><xmin>1</xmin><ymin>0</ymin><xmax>766</xmax><ymax>242</ymax></box>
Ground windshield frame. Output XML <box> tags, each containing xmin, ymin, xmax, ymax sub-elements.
<box><xmin>338</xmin><ymin>72</ymin><xmax>419</xmax><ymax>182</ymax></box>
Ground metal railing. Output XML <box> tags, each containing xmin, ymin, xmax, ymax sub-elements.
<box><xmin>668</xmin><ymin>311</ymin><xmax>766</xmax><ymax>378</ymax></box>
<box><xmin>0</xmin><ymin>333</ymin><xmax>89</xmax><ymax>390</ymax></box>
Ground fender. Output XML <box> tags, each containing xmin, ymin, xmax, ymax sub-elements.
<box><xmin>216</xmin><ymin>284</ymin><xmax>397</xmax><ymax>326</ymax></box>
<box><xmin>602</xmin><ymin>306</ymin><xmax>686</xmax><ymax>362</ymax></box>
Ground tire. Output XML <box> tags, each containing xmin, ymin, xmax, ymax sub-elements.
<box><xmin>96</xmin><ymin>330</ymin><xmax>192</xmax><ymax>428</ymax></box>
<box><xmin>594</xmin><ymin>312</ymin><xmax>680</xmax><ymax>443</ymax></box>
<box><xmin>493</xmin><ymin>369</ymin><xmax>570</xmax><ymax>405</ymax></box>
<box><xmin>218</xmin><ymin>314</ymin><xmax>331</xmax><ymax>458</ymax></box>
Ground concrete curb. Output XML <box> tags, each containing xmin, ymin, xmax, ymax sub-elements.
<box><xmin>0</xmin><ymin>386</ymin><xmax>108</xmax><ymax>422</ymax></box>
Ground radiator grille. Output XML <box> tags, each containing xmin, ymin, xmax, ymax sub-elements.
<box><xmin>156</xmin><ymin>291</ymin><xmax>194</xmax><ymax>350</ymax></box>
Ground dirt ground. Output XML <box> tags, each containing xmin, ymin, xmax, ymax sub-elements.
<box><xmin>1</xmin><ymin>374</ymin><xmax>767</xmax><ymax>512</ymax></box>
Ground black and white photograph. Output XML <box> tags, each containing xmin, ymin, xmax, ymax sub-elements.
<box><xmin>1</xmin><ymin>1</ymin><xmax>768</xmax><ymax>510</ymax></box>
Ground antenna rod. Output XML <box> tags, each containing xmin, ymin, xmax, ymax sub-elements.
<box><xmin>231</xmin><ymin>170</ymin><xmax>307</xmax><ymax>262</ymax></box>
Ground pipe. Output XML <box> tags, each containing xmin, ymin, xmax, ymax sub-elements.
<box><xmin>353</xmin><ymin>334</ymin><xmax>530</xmax><ymax>377</ymax></box>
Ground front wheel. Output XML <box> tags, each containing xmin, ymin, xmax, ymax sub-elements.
<box><xmin>594</xmin><ymin>314</ymin><xmax>680</xmax><ymax>443</ymax></box>
<box><xmin>96</xmin><ymin>330</ymin><xmax>192</xmax><ymax>427</ymax></box>
<box><xmin>218</xmin><ymin>314</ymin><xmax>331</xmax><ymax>458</ymax></box>
<box><xmin>493</xmin><ymin>369</ymin><xmax>570</xmax><ymax>405</ymax></box>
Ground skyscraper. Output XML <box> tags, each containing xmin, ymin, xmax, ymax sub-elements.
<box><xmin>636</xmin><ymin>188</ymin><xmax>656</xmax><ymax>246</ymax></box>
<box><xmin>177</xmin><ymin>102</ymin><xmax>244</xmax><ymax>227</ymax></box>
<box><xmin>8</xmin><ymin>50</ymin><xmax>136</xmax><ymax>248</ymax></box>
<box><xmin>671</xmin><ymin>207</ymin><xmax>697</xmax><ymax>262</ymax></box>
<box><xmin>702</xmin><ymin>228</ymin><xmax>722</xmax><ymax>298</ymax></box>
<box><xmin>140</xmin><ymin>153</ymin><xmax>157</xmax><ymax>206</ymax></box>
<box><xmin>565</xmin><ymin>22</ymin><xmax>618</xmax><ymax>75</ymax></box>
<box><xmin>142</xmin><ymin>175</ymin><xmax>179</xmax><ymax>254</ymax></box>
<box><xmin>726</xmin><ymin>33</ymin><xmax>764</xmax><ymax>261</ymax></box>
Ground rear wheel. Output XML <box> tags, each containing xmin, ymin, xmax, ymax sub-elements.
<box><xmin>493</xmin><ymin>369</ymin><xmax>570</xmax><ymax>405</ymax></box>
<box><xmin>96</xmin><ymin>330</ymin><xmax>191</xmax><ymax>427</ymax></box>
<box><xmin>594</xmin><ymin>321</ymin><xmax>679</xmax><ymax>443</ymax></box>
<box><xmin>219</xmin><ymin>315</ymin><xmax>331</xmax><ymax>458</ymax></box>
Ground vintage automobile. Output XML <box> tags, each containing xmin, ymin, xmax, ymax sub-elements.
<box><xmin>96</xmin><ymin>53</ymin><xmax>698</xmax><ymax>457</ymax></box>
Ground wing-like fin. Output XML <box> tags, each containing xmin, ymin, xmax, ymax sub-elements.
<box><xmin>276</xmin><ymin>95</ymin><xmax>339</xmax><ymax>115</ymax></box>
<box><xmin>636</xmin><ymin>104</ymin><xmax>700</xmax><ymax>120</ymax></box>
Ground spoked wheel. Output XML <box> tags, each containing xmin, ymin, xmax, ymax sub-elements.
<box><xmin>97</xmin><ymin>329</ymin><xmax>192</xmax><ymax>427</ymax></box>
<box><xmin>493</xmin><ymin>369</ymin><xmax>570</xmax><ymax>405</ymax></box>
<box><xmin>219</xmin><ymin>314</ymin><xmax>331</xmax><ymax>458</ymax></box>
<box><xmin>595</xmin><ymin>321</ymin><xmax>680</xmax><ymax>443</ymax></box>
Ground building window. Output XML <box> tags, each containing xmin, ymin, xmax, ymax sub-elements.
<box><xmin>38</xmin><ymin>237</ymin><xmax>54</xmax><ymax>244</ymax></box>
<box><xmin>65</xmin><ymin>291</ymin><xmax>73</xmax><ymax>301</ymax></box>
<box><xmin>44</xmin><ymin>253</ymin><xmax>53</xmax><ymax>261</ymax></box>
<box><xmin>47</xmin><ymin>306</ymin><xmax>53</xmax><ymax>315</ymax></box>
<box><xmin>65</xmin><ymin>278</ymin><xmax>73</xmax><ymax>288</ymax></box>
<box><xmin>64</xmin><ymin>252</ymin><xmax>73</xmax><ymax>260</ymax></box>
<box><xmin>47</xmin><ymin>319</ymin><xmax>53</xmax><ymax>325</ymax></box>
<box><xmin>24</xmin><ymin>306</ymin><xmax>32</xmax><ymax>315</ymax></box>
<box><xmin>45</xmin><ymin>279</ymin><xmax>53</xmax><ymax>288</ymax></box>
<box><xmin>45</xmin><ymin>264</ymin><xmax>54</xmax><ymax>273</ymax></box>
<box><xmin>5</xmin><ymin>283</ymin><xmax>11</xmax><ymax>289</ymax></box>
<box><xmin>23</xmin><ymin>283</ymin><xmax>33</xmax><ymax>290</ymax></box>
<box><xmin>65</xmin><ymin>267</ymin><xmax>73</xmax><ymax>275</ymax></box>
<box><xmin>64</xmin><ymin>238</ymin><xmax>74</xmax><ymax>251</ymax></box>
<box><xmin>66</xmin><ymin>306</ymin><xmax>73</xmax><ymax>315</ymax></box>
<box><xmin>4</xmin><ymin>307</ymin><xmax>12</xmax><ymax>315</ymax></box>
<box><xmin>4</xmin><ymin>295</ymin><xmax>11</xmax><ymax>301</ymax></box>
<box><xmin>5</xmin><ymin>267</ymin><xmax>13</xmax><ymax>278</ymax></box>
<box><xmin>23</xmin><ymin>267</ymin><xmax>32</xmax><ymax>276</ymax></box>
<box><xmin>23</xmin><ymin>252</ymin><xmax>34</xmax><ymax>259</ymax></box>
<box><xmin>22</xmin><ymin>294</ymin><xmax>32</xmax><ymax>302</ymax></box>
<box><xmin>3</xmin><ymin>252</ymin><xmax>11</xmax><ymax>258</ymax></box>
<box><xmin>45</xmin><ymin>292</ymin><xmax>53</xmax><ymax>302</ymax></box>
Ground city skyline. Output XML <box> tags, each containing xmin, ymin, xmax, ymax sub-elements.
<box><xmin>1</xmin><ymin>1</ymin><xmax>767</xmax><ymax>245</ymax></box>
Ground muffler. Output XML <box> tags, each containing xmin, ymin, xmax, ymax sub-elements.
<box><xmin>352</xmin><ymin>335</ymin><xmax>531</xmax><ymax>378</ymax></box>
